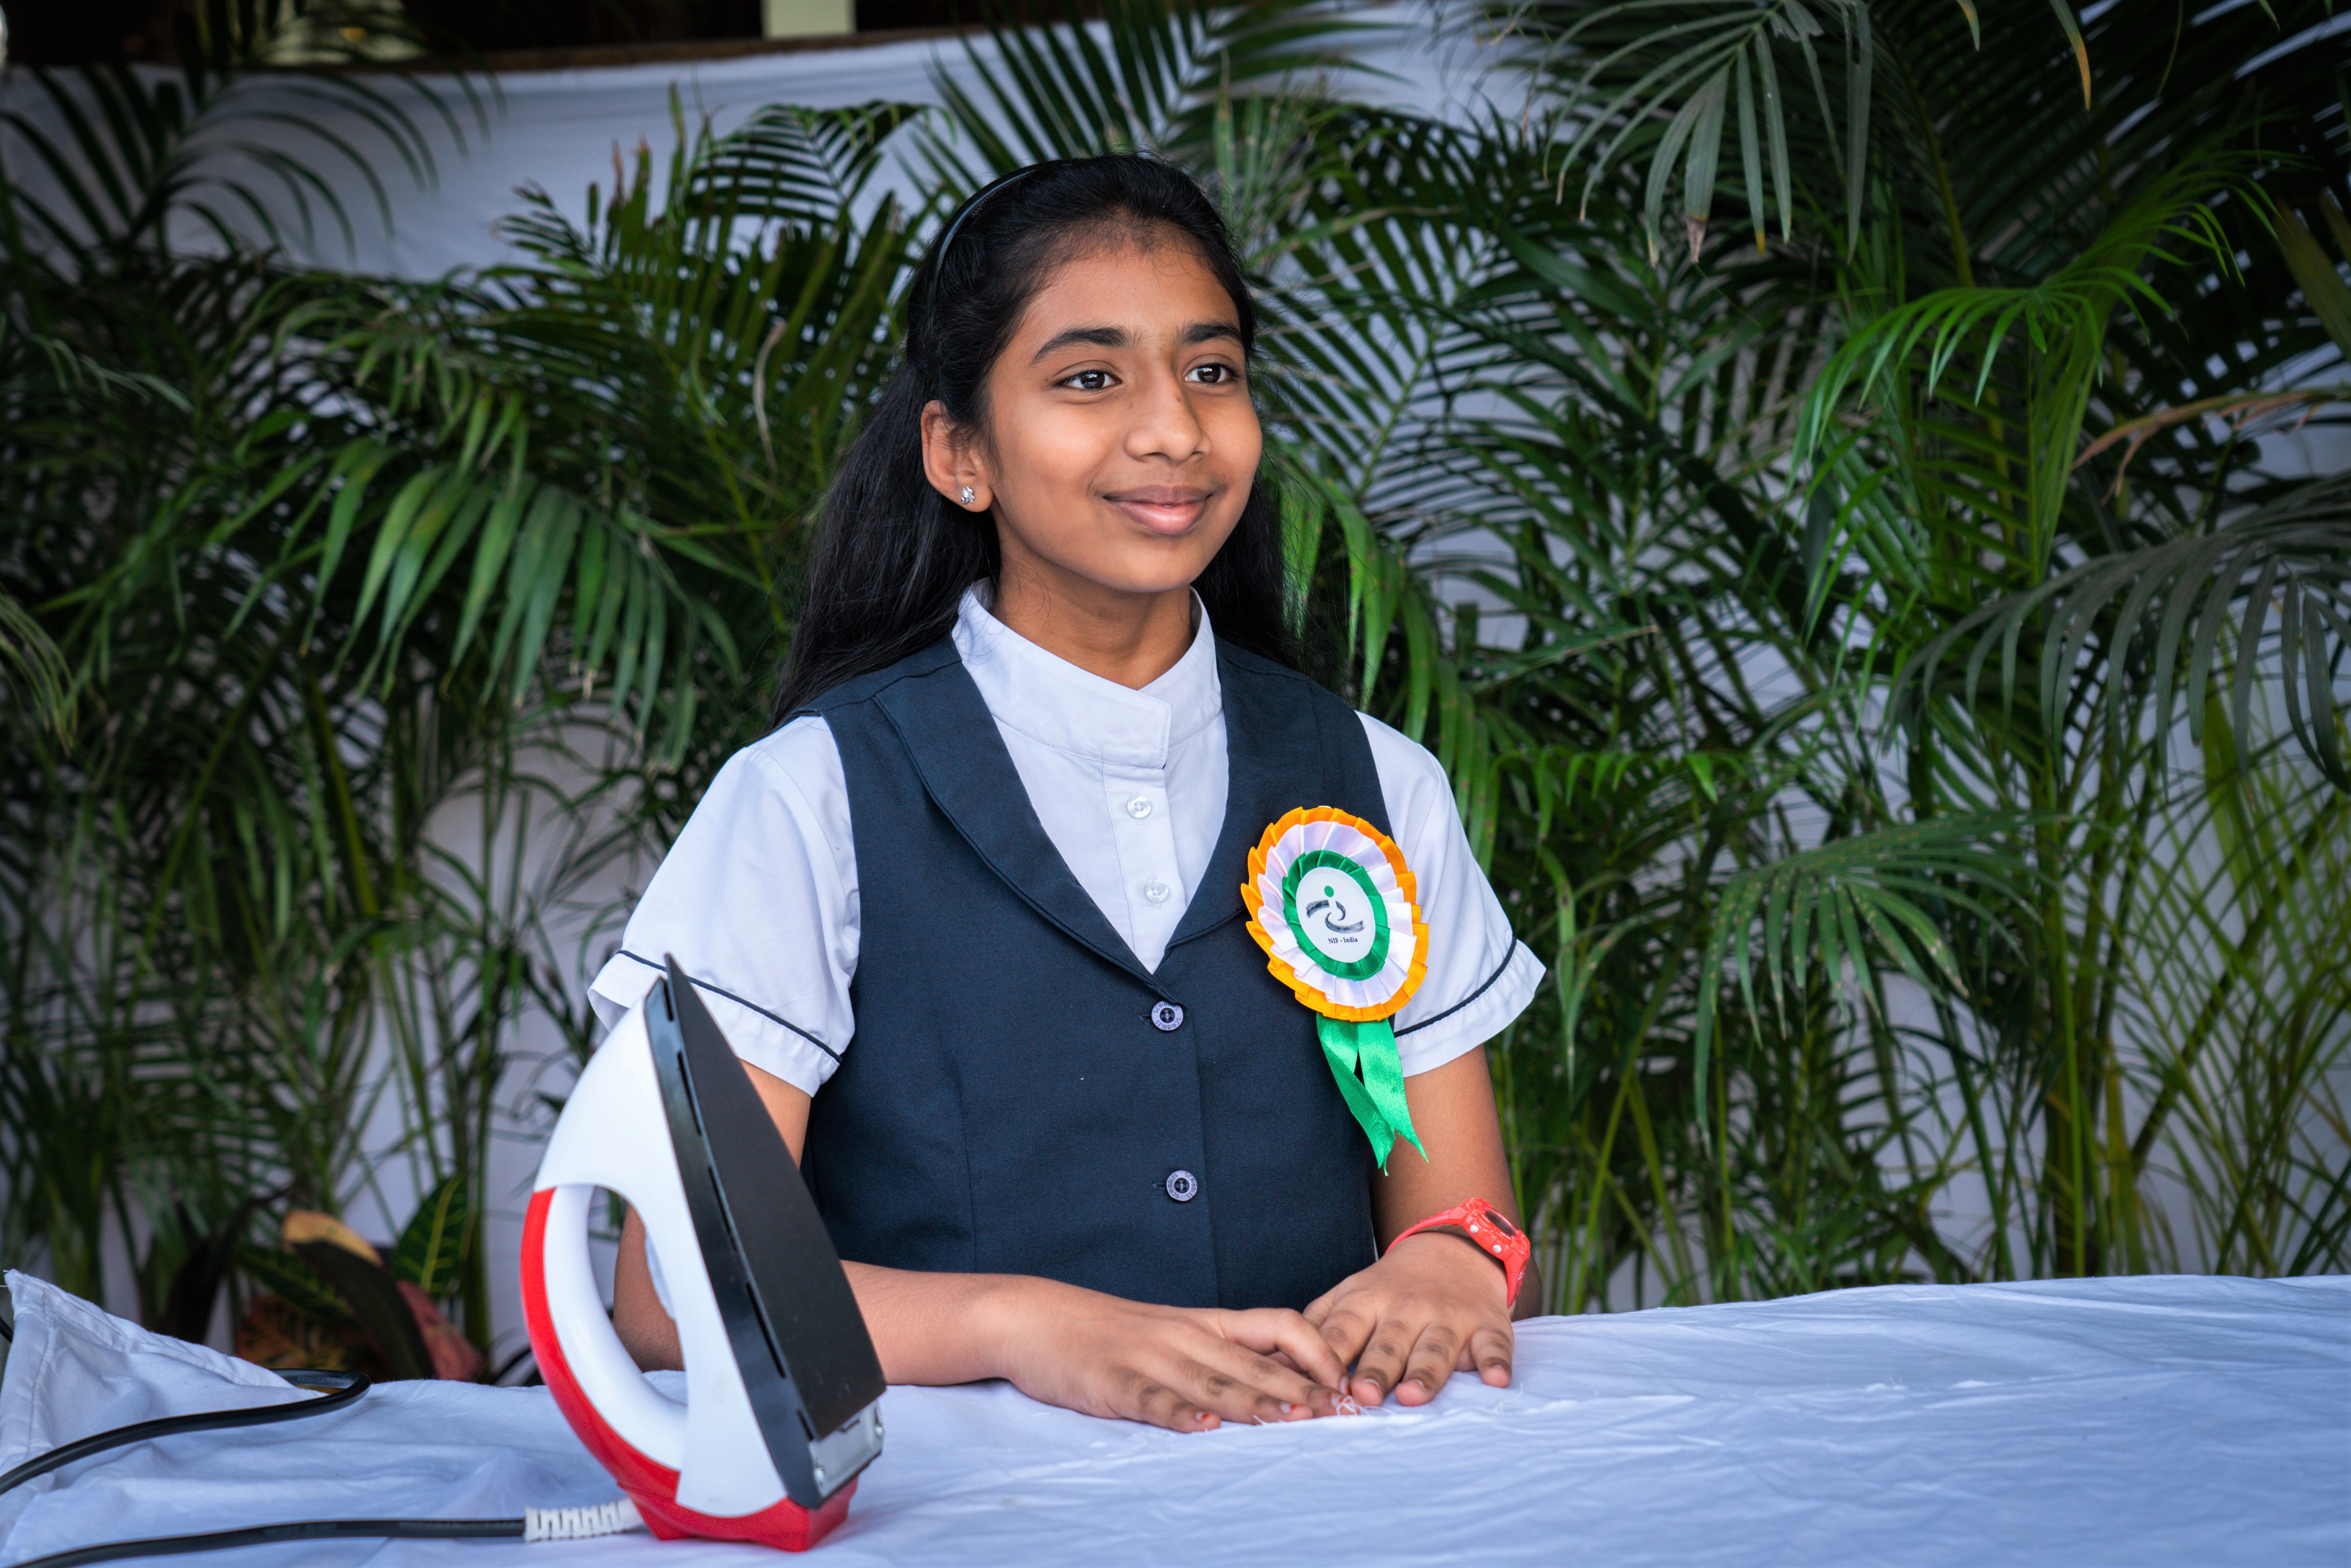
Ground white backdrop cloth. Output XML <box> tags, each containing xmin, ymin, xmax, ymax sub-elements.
<box><xmin>0</xmin><ymin>7</ymin><xmax>1505</xmax><ymax>281</ymax></box>
<box><xmin>3</xmin><ymin>1269</ymin><xmax>2346</xmax><ymax>1568</ymax></box>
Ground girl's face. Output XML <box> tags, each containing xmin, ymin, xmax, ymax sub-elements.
<box><xmin>924</xmin><ymin>232</ymin><xmax>1261</xmax><ymax>609</ymax></box>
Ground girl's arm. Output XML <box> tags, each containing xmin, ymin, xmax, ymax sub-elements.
<box><xmin>1301</xmin><ymin>1047</ymin><xmax>1540</xmax><ymax>1409</ymax></box>
<box><xmin>611</xmin><ymin>1063</ymin><xmax>1352</xmax><ymax>1432</ymax></box>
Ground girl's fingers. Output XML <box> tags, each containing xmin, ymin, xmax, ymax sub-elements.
<box><xmin>1218</xmin><ymin>1340</ymin><xmax>1341</xmax><ymax>1419</ymax></box>
<box><xmin>1220</xmin><ymin>1307</ymin><xmax>1349</xmax><ymax>1391</ymax></box>
<box><xmin>1130</xmin><ymin>1378</ymin><xmax>1218</xmax><ymax>1433</ymax></box>
<box><xmin>1312</xmin><ymin>1295</ymin><xmax>1380</xmax><ymax>1375</ymax></box>
<box><xmin>1047</xmin><ymin>1305</ymin><xmax>1343</xmax><ymax>1431</ymax></box>
<box><xmin>1468</xmin><ymin>1322</ymin><xmax>1514</xmax><ymax>1386</ymax></box>
<box><xmin>1150</xmin><ymin>1316</ymin><xmax>1340</xmax><ymax>1424</ymax></box>
<box><xmin>1393</xmin><ymin>1318</ymin><xmax>1465</xmax><ymax>1406</ymax></box>
<box><xmin>1174</xmin><ymin>1349</ymin><xmax>1323</xmax><ymax>1425</ymax></box>
<box><xmin>1119</xmin><ymin>1255</ymin><xmax>1512</xmax><ymax>1420</ymax></box>
<box><xmin>1345</xmin><ymin>1309</ymin><xmax>1416</xmax><ymax>1406</ymax></box>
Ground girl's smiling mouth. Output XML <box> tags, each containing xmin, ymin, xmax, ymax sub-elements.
<box><xmin>1104</xmin><ymin>484</ymin><xmax>1214</xmax><ymax>535</ymax></box>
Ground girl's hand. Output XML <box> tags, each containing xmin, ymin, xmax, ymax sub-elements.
<box><xmin>1303</xmin><ymin>1231</ymin><xmax>1513</xmax><ymax>1408</ymax></box>
<box><xmin>987</xmin><ymin>1277</ymin><xmax>1352</xmax><ymax>1432</ymax></box>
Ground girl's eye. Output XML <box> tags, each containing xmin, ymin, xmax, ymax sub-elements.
<box><xmin>1188</xmin><ymin>363</ymin><xmax>1240</xmax><ymax>385</ymax></box>
<box><xmin>1062</xmin><ymin>369</ymin><xmax>1115</xmax><ymax>392</ymax></box>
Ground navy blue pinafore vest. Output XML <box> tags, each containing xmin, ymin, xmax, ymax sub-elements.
<box><xmin>796</xmin><ymin>637</ymin><xmax>1386</xmax><ymax>1310</ymax></box>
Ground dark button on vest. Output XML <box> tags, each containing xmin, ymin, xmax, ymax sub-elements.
<box><xmin>797</xmin><ymin>637</ymin><xmax>1387</xmax><ymax>1310</ymax></box>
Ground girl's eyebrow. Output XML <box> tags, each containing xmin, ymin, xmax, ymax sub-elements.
<box><xmin>1032</xmin><ymin>326</ymin><xmax>1126</xmax><ymax>361</ymax></box>
<box><xmin>1029</xmin><ymin>320</ymin><xmax>1242</xmax><ymax>363</ymax></box>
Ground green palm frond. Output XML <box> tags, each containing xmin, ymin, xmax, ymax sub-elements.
<box><xmin>1894</xmin><ymin>478</ymin><xmax>2351</xmax><ymax>792</ymax></box>
<box><xmin>921</xmin><ymin>0</ymin><xmax>1382</xmax><ymax>185</ymax></box>
<box><xmin>1253</xmin><ymin>112</ymin><xmax>1511</xmax><ymax>526</ymax></box>
<box><xmin>293</xmin><ymin>99</ymin><xmax>921</xmax><ymax>740</ymax></box>
<box><xmin>2275</xmin><ymin>195</ymin><xmax>2351</xmax><ymax>359</ymax></box>
<box><xmin>1515</xmin><ymin>1</ymin><xmax>1819</xmax><ymax>244</ymax></box>
<box><xmin>1794</xmin><ymin>152</ymin><xmax>2253</xmax><ymax>582</ymax></box>
<box><xmin>1506</xmin><ymin>0</ymin><xmax>1892</xmax><ymax>258</ymax></box>
<box><xmin>680</xmin><ymin>101</ymin><xmax>925</xmax><ymax>226</ymax></box>
<box><xmin>1693</xmin><ymin>814</ymin><xmax>2036</xmax><ymax>1115</ymax></box>
<box><xmin>0</xmin><ymin>588</ymin><xmax>74</xmax><ymax>737</ymax></box>
<box><xmin>1</xmin><ymin>8</ymin><xmax>456</xmax><ymax>264</ymax></box>
<box><xmin>1500</xmin><ymin>0</ymin><xmax>2307</xmax><ymax>268</ymax></box>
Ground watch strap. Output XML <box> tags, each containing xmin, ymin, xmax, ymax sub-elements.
<box><xmin>1387</xmin><ymin>1198</ymin><xmax>1530</xmax><ymax>1309</ymax></box>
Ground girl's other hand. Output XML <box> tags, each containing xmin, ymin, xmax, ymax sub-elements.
<box><xmin>989</xmin><ymin>1279</ymin><xmax>1351</xmax><ymax>1432</ymax></box>
<box><xmin>1303</xmin><ymin>1232</ymin><xmax>1513</xmax><ymax>1409</ymax></box>
<box><xmin>1317</xmin><ymin>1046</ymin><xmax>1532</xmax><ymax>1409</ymax></box>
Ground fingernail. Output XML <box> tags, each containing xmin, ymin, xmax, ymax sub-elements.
<box><xmin>1278</xmin><ymin>1401</ymin><xmax>1297</xmax><ymax>1415</ymax></box>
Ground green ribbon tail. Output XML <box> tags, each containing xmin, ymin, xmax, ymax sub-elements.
<box><xmin>1316</xmin><ymin>1016</ymin><xmax>1387</xmax><ymax>1163</ymax></box>
<box><xmin>1316</xmin><ymin>1016</ymin><xmax>1427</xmax><ymax>1170</ymax></box>
<box><xmin>1356</xmin><ymin>1017</ymin><xmax>1426</xmax><ymax>1164</ymax></box>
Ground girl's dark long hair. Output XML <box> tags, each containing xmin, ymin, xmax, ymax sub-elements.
<box><xmin>769</xmin><ymin>154</ymin><xmax>1296</xmax><ymax>725</ymax></box>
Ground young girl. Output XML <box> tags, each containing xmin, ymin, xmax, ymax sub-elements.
<box><xmin>589</xmin><ymin>154</ymin><xmax>1544</xmax><ymax>1433</ymax></box>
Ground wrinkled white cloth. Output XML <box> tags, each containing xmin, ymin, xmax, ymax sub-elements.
<box><xmin>4</xmin><ymin>1269</ymin><xmax>2346</xmax><ymax>1567</ymax></box>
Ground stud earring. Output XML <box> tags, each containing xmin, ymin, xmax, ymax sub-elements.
<box><xmin>958</xmin><ymin>486</ymin><xmax>976</xmax><ymax>507</ymax></box>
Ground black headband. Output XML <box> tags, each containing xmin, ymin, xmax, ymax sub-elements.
<box><xmin>924</xmin><ymin>164</ymin><xmax>1046</xmax><ymax>318</ymax></box>
<box><xmin>921</xmin><ymin>162</ymin><xmax>1063</xmax><ymax>341</ymax></box>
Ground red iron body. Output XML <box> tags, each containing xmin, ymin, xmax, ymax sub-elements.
<box><xmin>519</xmin><ymin>964</ymin><xmax>885</xmax><ymax>1552</ymax></box>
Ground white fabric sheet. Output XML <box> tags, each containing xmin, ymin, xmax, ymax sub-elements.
<box><xmin>4</xmin><ymin>1268</ymin><xmax>2346</xmax><ymax>1567</ymax></box>
<box><xmin>0</xmin><ymin>7</ymin><xmax>1505</xmax><ymax>282</ymax></box>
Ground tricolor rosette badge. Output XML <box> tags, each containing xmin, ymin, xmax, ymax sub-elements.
<box><xmin>1243</xmin><ymin>807</ymin><xmax>1430</xmax><ymax>1165</ymax></box>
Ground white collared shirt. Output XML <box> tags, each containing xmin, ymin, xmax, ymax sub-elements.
<box><xmin>589</xmin><ymin>589</ymin><xmax>1542</xmax><ymax>1092</ymax></box>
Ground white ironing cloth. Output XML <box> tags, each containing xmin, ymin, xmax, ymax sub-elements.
<box><xmin>3</xmin><ymin>1269</ymin><xmax>2345</xmax><ymax>1567</ymax></box>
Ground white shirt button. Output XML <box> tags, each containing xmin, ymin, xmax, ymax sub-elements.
<box><xmin>1142</xmin><ymin>878</ymin><xmax>1172</xmax><ymax>904</ymax></box>
<box><xmin>1126</xmin><ymin>796</ymin><xmax>1153</xmax><ymax>819</ymax></box>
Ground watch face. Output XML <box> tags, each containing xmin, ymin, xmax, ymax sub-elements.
<box><xmin>1484</xmin><ymin>1209</ymin><xmax>1520</xmax><ymax>1239</ymax></box>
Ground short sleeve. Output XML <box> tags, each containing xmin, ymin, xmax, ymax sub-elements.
<box><xmin>1360</xmin><ymin>713</ymin><xmax>1546</xmax><ymax>1076</ymax></box>
<box><xmin>587</xmin><ymin>716</ymin><xmax>859</xmax><ymax>1095</ymax></box>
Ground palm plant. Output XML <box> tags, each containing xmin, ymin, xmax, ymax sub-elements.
<box><xmin>1464</xmin><ymin>0</ymin><xmax>2350</xmax><ymax>1292</ymax></box>
<box><xmin>0</xmin><ymin>0</ymin><xmax>463</xmax><ymax>1315</ymax></box>
<box><xmin>2</xmin><ymin>0</ymin><xmax>2342</xmax><ymax>1346</ymax></box>
<box><xmin>1</xmin><ymin>8</ymin><xmax>920</xmax><ymax>1351</ymax></box>
<box><xmin>948</xmin><ymin>0</ymin><xmax>2348</xmax><ymax>1300</ymax></box>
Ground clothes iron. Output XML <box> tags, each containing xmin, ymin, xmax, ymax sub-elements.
<box><xmin>520</xmin><ymin>956</ymin><xmax>886</xmax><ymax>1551</ymax></box>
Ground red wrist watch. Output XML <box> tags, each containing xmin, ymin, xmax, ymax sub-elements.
<box><xmin>1387</xmin><ymin>1198</ymin><xmax>1530</xmax><ymax>1309</ymax></box>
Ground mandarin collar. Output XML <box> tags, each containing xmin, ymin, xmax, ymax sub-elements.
<box><xmin>951</xmin><ymin>585</ymin><xmax>1222</xmax><ymax>768</ymax></box>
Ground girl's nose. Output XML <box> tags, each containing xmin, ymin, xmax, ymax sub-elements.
<box><xmin>1123</xmin><ymin>369</ymin><xmax>1210</xmax><ymax>464</ymax></box>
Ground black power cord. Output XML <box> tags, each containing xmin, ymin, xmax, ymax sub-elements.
<box><xmin>0</xmin><ymin>1373</ymin><xmax>368</xmax><ymax>1497</ymax></box>
<box><xmin>0</xmin><ymin>1370</ymin><xmax>537</xmax><ymax>1567</ymax></box>
<box><xmin>13</xmin><ymin>1516</ymin><xmax>525</xmax><ymax>1568</ymax></box>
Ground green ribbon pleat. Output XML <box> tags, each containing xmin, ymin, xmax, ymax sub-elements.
<box><xmin>1316</xmin><ymin>1015</ymin><xmax>1426</xmax><ymax>1170</ymax></box>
